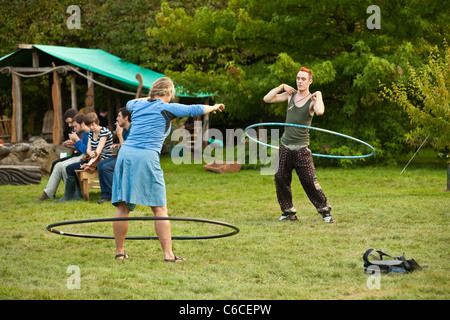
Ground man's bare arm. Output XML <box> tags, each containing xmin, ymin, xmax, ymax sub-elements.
<box><xmin>310</xmin><ymin>91</ymin><xmax>324</xmax><ymax>116</ymax></box>
<box><xmin>263</xmin><ymin>84</ymin><xmax>296</xmax><ymax>103</ymax></box>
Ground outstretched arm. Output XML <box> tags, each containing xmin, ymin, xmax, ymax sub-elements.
<box><xmin>203</xmin><ymin>104</ymin><xmax>225</xmax><ymax>114</ymax></box>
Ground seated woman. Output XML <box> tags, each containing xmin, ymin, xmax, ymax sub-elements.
<box><xmin>61</xmin><ymin>112</ymin><xmax>113</xmax><ymax>201</ymax></box>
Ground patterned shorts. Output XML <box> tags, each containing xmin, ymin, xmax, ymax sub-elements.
<box><xmin>274</xmin><ymin>145</ymin><xmax>329</xmax><ymax>213</ymax></box>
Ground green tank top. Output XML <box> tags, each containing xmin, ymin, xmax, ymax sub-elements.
<box><xmin>280</xmin><ymin>94</ymin><xmax>313</xmax><ymax>148</ymax></box>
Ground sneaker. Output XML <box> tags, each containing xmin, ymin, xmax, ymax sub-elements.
<box><xmin>279</xmin><ymin>207</ymin><xmax>298</xmax><ymax>221</ymax></box>
<box><xmin>279</xmin><ymin>213</ymin><xmax>299</xmax><ymax>221</ymax></box>
<box><xmin>39</xmin><ymin>192</ymin><xmax>50</xmax><ymax>201</ymax></box>
<box><xmin>97</xmin><ymin>198</ymin><xmax>111</xmax><ymax>204</ymax></box>
<box><xmin>318</xmin><ymin>205</ymin><xmax>334</xmax><ymax>223</ymax></box>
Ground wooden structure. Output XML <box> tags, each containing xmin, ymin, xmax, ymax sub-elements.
<box><xmin>75</xmin><ymin>170</ymin><xmax>100</xmax><ymax>201</ymax></box>
<box><xmin>0</xmin><ymin>115</ymin><xmax>12</xmax><ymax>141</ymax></box>
<box><xmin>203</xmin><ymin>161</ymin><xmax>242</xmax><ymax>174</ymax></box>
<box><xmin>0</xmin><ymin>165</ymin><xmax>41</xmax><ymax>185</ymax></box>
<box><xmin>0</xmin><ymin>44</ymin><xmax>212</xmax><ymax>144</ymax></box>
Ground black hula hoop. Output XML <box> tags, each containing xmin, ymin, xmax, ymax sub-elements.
<box><xmin>46</xmin><ymin>217</ymin><xmax>240</xmax><ymax>240</ymax></box>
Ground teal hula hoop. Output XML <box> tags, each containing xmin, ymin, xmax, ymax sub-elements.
<box><xmin>244</xmin><ymin>122</ymin><xmax>375</xmax><ymax>159</ymax></box>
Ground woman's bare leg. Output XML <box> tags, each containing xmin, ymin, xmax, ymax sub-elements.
<box><xmin>151</xmin><ymin>206</ymin><xmax>174</xmax><ymax>260</ymax></box>
<box><xmin>113</xmin><ymin>202</ymin><xmax>130</xmax><ymax>258</ymax></box>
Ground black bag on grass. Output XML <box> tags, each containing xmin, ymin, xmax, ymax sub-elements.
<box><xmin>363</xmin><ymin>248</ymin><xmax>424</xmax><ymax>274</ymax></box>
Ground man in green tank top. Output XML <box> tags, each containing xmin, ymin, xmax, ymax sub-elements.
<box><xmin>263</xmin><ymin>67</ymin><xmax>334</xmax><ymax>223</ymax></box>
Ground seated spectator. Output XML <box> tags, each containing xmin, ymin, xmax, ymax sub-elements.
<box><xmin>61</xmin><ymin>112</ymin><xmax>113</xmax><ymax>201</ymax></box>
<box><xmin>97</xmin><ymin>107</ymin><xmax>132</xmax><ymax>204</ymax></box>
<box><xmin>48</xmin><ymin>108</ymin><xmax>79</xmax><ymax>176</ymax></box>
<box><xmin>39</xmin><ymin>113</ymin><xmax>89</xmax><ymax>201</ymax></box>
<box><xmin>98</xmin><ymin>106</ymin><xmax>109</xmax><ymax>128</ymax></box>
<box><xmin>62</xmin><ymin>108</ymin><xmax>78</xmax><ymax>146</ymax></box>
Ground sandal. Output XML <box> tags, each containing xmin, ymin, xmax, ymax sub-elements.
<box><xmin>115</xmin><ymin>253</ymin><xmax>130</xmax><ymax>260</ymax></box>
<box><xmin>164</xmin><ymin>255</ymin><xmax>186</xmax><ymax>263</ymax></box>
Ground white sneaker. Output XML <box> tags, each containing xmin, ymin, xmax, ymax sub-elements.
<box><xmin>279</xmin><ymin>213</ymin><xmax>298</xmax><ymax>221</ymax></box>
<box><xmin>279</xmin><ymin>207</ymin><xmax>298</xmax><ymax>221</ymax></box>
<box><xmin>318</xmin><ymin>205</ymin><xmax>334</xmax><ymax>223</ymax></box>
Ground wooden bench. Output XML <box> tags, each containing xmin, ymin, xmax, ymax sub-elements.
<box><xmin>75</xmin><ymin>170</ymin><xmax>100</xmax><ymax>201</ymax></box>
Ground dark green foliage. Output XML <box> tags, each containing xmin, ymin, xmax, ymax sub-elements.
<box><xmin>0</xmin><ymin>0</ymin><xmax>448</xmax><ymax>165</ymax></box>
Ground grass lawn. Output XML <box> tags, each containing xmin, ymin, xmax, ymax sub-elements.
<box><xmin>0</xmin><ymin>151</ymin><xmax>448</xmax><ymax>300</ymax></box>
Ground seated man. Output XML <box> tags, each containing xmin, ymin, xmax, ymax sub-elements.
<box><xmin>48</xmin><ymin>108</ymin><xmax>79</xmax><ymax>176</ymax></box>
<box><xmin>97</xmin><ymin>107</ymin><xmax>132</xmax><ymax>204</ymax></box>
<box><xmin>39</xmin><ymin>113</ymin><xmax>89</xmax><ymax>201</ymax></box>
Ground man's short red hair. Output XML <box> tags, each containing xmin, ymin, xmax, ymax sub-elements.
<box><xmin>299</xmin><ymin>67</ymin><xmax>313</xmax><ymax>78</ymax></box>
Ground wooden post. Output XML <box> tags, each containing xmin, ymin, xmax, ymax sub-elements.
<box><xmin>202</xmin><ymin>98</ymin><xmax>210</xmax><ymax>147</ymax></box>
<box><xmin>61</xmin><ymin>75</ymin><xmax>67</xmax><ymax>112</ymax></box>
<box><xmin>87</xmin><ymin>70</ymin><xmax>94</xmax><ymax>110</ymax></box>
<box><xmin>51</xmin><ymin>62</ymin><xmax>63</xmax><ymax>145</ymax></box>
<box><xmin>84</xmin><ymin>84</ymin><xmax>95</xmax><ymax>114</ymax></box>
<box><xmin>11</xmin><ymin>72</ymin><xmax>22</xmax><ymax>142</ymax></box>
<box><xmin>115</xmin><ymin>92</ymin><xmax>121</xmax><ymax>114</ymax></box>
<box><xmin>135</xmin><ymin>73</ymin><xmax>143</xmax><ymax>98</ymax></box>
<box><xmin>106</xmin><ymin>80</ymin><xmax>113</xmax><ymax>128</ymax></box>
<box><xmin>70</xmin><ymin>73</ymin><xmax>77</xmax><ymax>110</ymax></box>
<box><xmin>202</xmin><ymin>98</ymin><xmax>210</xmax><ymax>131</ymax></box>
<box><xmin>32</xmin><ymin>49</ymin><xmax>39</xmax><ymax>68</ymax></box>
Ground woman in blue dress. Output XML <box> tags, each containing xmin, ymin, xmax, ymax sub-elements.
<box><xmin>112</xmin><ymin>77</ymin><xmax>225</xmax><ymax>261</ymax></box>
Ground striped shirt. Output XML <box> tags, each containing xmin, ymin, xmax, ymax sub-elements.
<box><xmin>88</xmin><ymin>127</ymin><xmax>113</xmax><ymax>159</ymax></box>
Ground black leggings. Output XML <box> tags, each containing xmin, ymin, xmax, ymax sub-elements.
<box><xmin>275</xmin><ymin>145</ymin><xmax>329</xmax><ymax>213</ymax></box>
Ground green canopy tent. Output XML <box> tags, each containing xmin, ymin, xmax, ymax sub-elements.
<box><xmin>0</xmin><ymin>44</ymin><xmax>211</xmax><ymax>143</ymax></box>
<box><xmin>0</xmin><ymin>44</ymin><xmax>166</xmax><ymax>91</ymax></box>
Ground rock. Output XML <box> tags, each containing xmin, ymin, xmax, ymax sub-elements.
<box><xmin>0</xmin><ymin>145</ymin><xmax>11</xmax><ymax>159</ymax></box>
<box><xmin>10</xmin><ymin>143</ymin><xmax>32</xmax><ymax>162</ymax></box>
<box><xmin>0</xmin><ymin>154</ymin><xmax>20</xmax><ymax>165</ymax></box>
<box><xmin>0</xmin><ymin>140</ymin><xmax>59</xmax><ymax>177</ymax></box>
<box><xmin>29</xmin><ymin>140</ymin><xmax>59</xmax><ymax>177</ymax></box>
<box><xmin>29</xmin><ymin>136</ymin><xmax>44</xmax><ymax>142</ymax></box>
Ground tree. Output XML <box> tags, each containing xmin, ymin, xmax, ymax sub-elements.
<box><xmin>148</xmin><ymin>0</ymin><xmax>449</xmax><ymax>165</ymax></box>
<box><xmin>0</xmin><ymin>0</ymin><xmax>198</xmax><ymax>133</ymax></box>
<box><xmin>1</xmin><ymin>0</ymin><xmax>448</xmax><ymax>166</ymax></box>
<box><xmin>380</xmin><ymin>42</ymin><xmax>450</xmax><ymax>190</ymax></box>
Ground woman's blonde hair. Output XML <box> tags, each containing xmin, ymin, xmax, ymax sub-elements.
<box><xmin>149</xmin><ymin>77</ymin><xmax>175</xmax><ymax>99</ymax></box>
